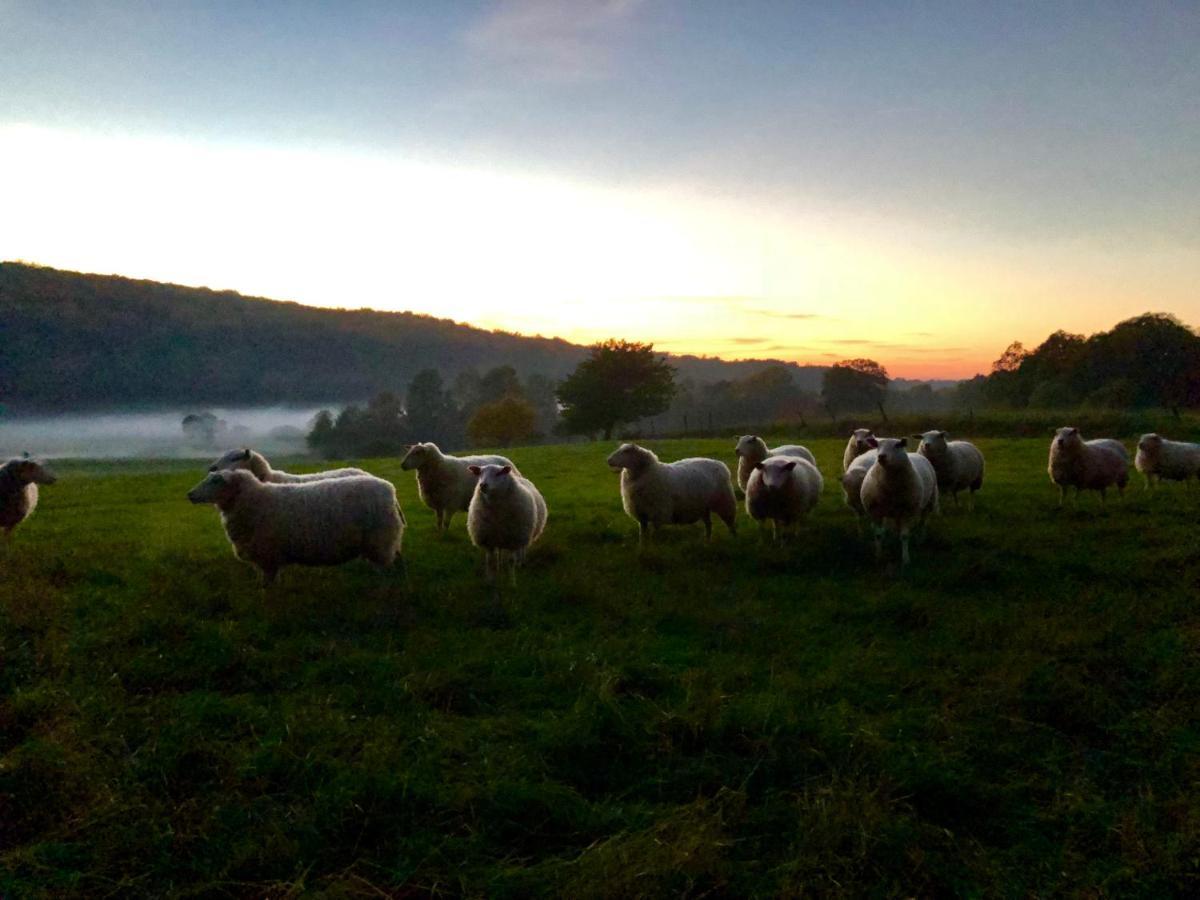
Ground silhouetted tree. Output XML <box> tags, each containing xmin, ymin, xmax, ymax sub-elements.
<box><xmin>822</xmin><ymin>359</ymin><xmax>890</xmax><ymax>420</ymax></box>
<box><xmin>406</xmin><ymin>369</ymin><xmax>458</xmax><ymax>444</ymax></box>
<box><xmin>523</xmin><ymin>373</ymin><xmax>560</xmax><ymax>437</ymax></box>
<box><xmin>467</xmin><ymin>396</ymin><xmax>537</xmax><ymax>447</ymax></box>
<box><xmin>557</xmin><ymin>339</ymin><xmax>676</xmax><ymax>440</ymax></box>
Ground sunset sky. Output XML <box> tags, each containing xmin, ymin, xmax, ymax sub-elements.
<box><xmin>2</xmin><ymin>1</ymin><xmax>1197</xmax><ymax>379</ymax></box>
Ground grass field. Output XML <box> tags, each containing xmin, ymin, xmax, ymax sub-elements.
<box><xmin>3</xmin><ymin>438</ymin><xmax>1199</xmax><ymax>897</ymax></box>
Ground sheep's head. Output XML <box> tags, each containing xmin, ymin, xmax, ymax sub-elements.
<box><xmin>187</xmin><ymin>470</ymin><xmax>250</xmax><ymax>506</ymax></box>
<box><xmin>208</xmin><ymin>447</ymin><xmax>253</xmax><ymax>473</ymax></box>
<box><xmin>1138</xmin><ymin>433</ymin><xmax>1163</xmax><ymax>454</ymax></box>
<box><xmin>1053</xmin><ymin>427</ymin><xmax>1083</xmax><ymax>453</ymax></box>
<box><xmin>916</xmin><ymin>430</ymin><xmax>949</xmax><ymax>455</ymax></box>
<box><xmin>734</xmin><ymin>435</ymin><xmax>768</xmax><ymax>460</ymax></box>
<box><xmin>400</xmin><ymin>443</ymin><xmax>436</xmax><ymax>471</ymax></box>
<box><xmin>6</xmin><ymin>457</ymin><xmax>57</xmax><ymax>485</ymax></box>
<box><xmin>470</xmin><ymin>463</ymin><xmax>513</xmax><ymax>498</ymax></box>
<box><xmin>875</xmin><ymin>438</ymin><xmax>910</xmax><ymax>470</ymax></box>
<box><xmin>848</xmin><ymin>428</ymin><xmax>878</xmax><ymax>457</ymax></box>
<box><xmin>607</xmin><ymin>443</ymin><xmax>652</xmax><ymax>474</ymax></box>
<box><xmin>755</xmin><ymin>457</ymin><xmax>797</xmax><ymax>490</ymax></box>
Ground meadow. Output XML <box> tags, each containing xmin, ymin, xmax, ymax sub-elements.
<box><xmin>2</xmin><ymin>438</ymin><xmax>1198</xmax><ymax>897</ymax></box>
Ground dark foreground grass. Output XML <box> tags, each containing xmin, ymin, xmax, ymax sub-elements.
<box><xmin>2</xmin><ymin>439</ymin><xmax>1199</xmax><ymax>897</ymax></box>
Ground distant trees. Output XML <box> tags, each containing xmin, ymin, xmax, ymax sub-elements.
<box><xmin>557</xmin><ymin>339</ymin><xmax>677</xmax><ymax>440</ymax></box>
<box><xmin>822</xmin><ymin>359</ymin><xmax>891</xmax><ymax>420</ymax></box>
<box><xmin>468</xmin><ymin>396</ymin><xmax>537</xmax><ymax>447</ymax></box>
<box><xmin>181</xmin><ymin>412</ymin><xmax>227</xmax><ymax>448</ymax></box>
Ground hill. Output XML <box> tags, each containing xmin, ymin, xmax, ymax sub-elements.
<box><xmin>0</xmin><ymin>263</ymin><xmax>858</xmax><ymax>413</ymax></box>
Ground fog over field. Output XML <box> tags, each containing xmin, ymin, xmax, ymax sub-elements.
<box><xmin>0</xmin><ymin>406</ymin><xmax>331</xmax><ymax>459</ymax></box>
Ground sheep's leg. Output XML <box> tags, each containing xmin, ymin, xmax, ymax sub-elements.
<box><xmin>259</xmin><ymin>566</ymin><xmax>279</xmax><ymax>588</ymax></box>
<box><xmin>967</xmin><ymin>490</ymin><xmax>976</xmax><ymax>512</ymax></box>
<box><xmin>899</xmin><ymin>524</ymin><xmax>911</xmax><ymax>567</ymax></box>
<box><xmin>509</xmin><ymin>553</ymin><xmax>518</xmax><ymax>587</ymax></box>
<box><xmin>638</xmin><ymin>517</ymin><xmax>649</xmax><ymax>548</ymax></box>
<box><xmin>771</xmin><ymin>520</ymin><xmax>779</xmax><ymax>543</ymax></box>
<box><xmin>443</xmin><ymin>510</ymin><xmax>454</xmax><ymax>533</ymax></box>
<box><xmin>951</xmin><ymin>491</ymin><xmax>959</xmax><ymax>509</ymax></box>
<box><xmin>1057</xmin><ymin>485</ymin><xmax>1065</xmax><ymax>508</ymax></box>
<box><xmin>872</xmin><ymin>522</ymin><xmax>884</xmax><ymax>561</ymax></box>
<box><xmin>703</xmin><ymin>513</ymin><xmax>713</xmax><ymax>541</ymax></box>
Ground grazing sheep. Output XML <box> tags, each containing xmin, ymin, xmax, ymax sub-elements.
<box><xmin>209</xmin><ymin>448</ymin><xmax>367</xmax><ymax>483</ymax></box>
<box><xmin>860</xmin><ymin>438</ymin><xmax>939</xmax><ymax>566</ymax></box>
<box><xmin>607</xmin><ymin>443</ymin><xmax>737</xmax><ymax>545</ymax></box>
<box><xmin>0</xmin><ymin>455</ymin><xmax>57</xmax><ymax>541</ymax></box>
<box><xmin>733</xmin><ymin>435</ymin><xmax>817</xmax><ymax>493</ymax></box>
<box><xmin>840</xmin><ymin>448</ymin><xmax>878</xmax><ymax>524</ymax></box>
<box><xmin>1135</xmin><ymin>433</ymin><xmax>1200</xmax><ymax>488</ymax></box>
<box><xmin>1048</xmin><ymin>428</ymin><xmax>1129</xmax><ymax>506</ymax></box>
<box><xmin>745</xmin><ymin>456</ymin><xmax>823</xmax><ymax>540</ymax></box>
<box><xmin>842</xmin><ymin>428</ymin><xmax>878</xmax><ymax>472</ymax></box>
<box><xmin>400</xmin><ymin>442</ymin><xmax>518</xmax><ymax>533</ymax></box>
<box><xmin>187</xmin><ymin>469</ymin><xmax>405</xmax><ymax>585</ymax></box>
<box><xmin>915</xmin><ymin>430</ymin><xmax>985</xmax><ymax>509</ymax></box>
<box><xmin>466</xmin><ymin>464</ymin><xmax>547</xmax><ymax>583</ymax></box>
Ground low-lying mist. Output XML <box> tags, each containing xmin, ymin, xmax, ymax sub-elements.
<box><xmin>0</xmin><ymin>406</ymin><xmax>334</xmax><ymax>459</ymax></box>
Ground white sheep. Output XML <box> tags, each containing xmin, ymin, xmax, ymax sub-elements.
<box><xmin>209</xmin><ymin>448</ymin><xmax>367</xmax><ymax>483</ymax></box>
<box><xmin>400</xmin><ymin>442</ymin><xmax>518</xmax><ymax>533</ymax></box>
<box><xmin>1048</xmin><ymin>428</ymin><xmax>1129</xmax><ymax>506</ymax></box>
<box><xmin>466</xmin><ymin>464</ymin><xmax>548</xmax><ymax>583</ymax></box>
<box><xmin>733</xmin><ymin>435</ymin><xmax>817</xmax><ymax>493</ymax></box>
<box><xmin>860</xmin><ymin>438</ymin><xmax>939</xmax><ymax>566</ymax></box>
<box><xmin>842</xmin><ymin>428</ymin><xmax>877</xmax><ymax>472</ymax></box>
<box><xmin>607</xmin><ymin>443</ymin><xmax>737</xmax><ymax>545</ymax></box>
<box><xmin>915</xmin><ymin>430</ymin><xmax>985</xmax><ymax>509</ymax></box>
<box><xmin>1135</xmin><ymin>433</ymin><xmax>1200</xmax><ymax>488</ymax></box>
<box><xmin>0</xmin><ymin>455</ymin><xmax>57</xmax><ymax>542</ymax></box>
<box><xmin>187</xmin><ymin>469</ymin><xmax>405</xmax><ymax>585</ymax></box>
<box><xmin>744</xmin><ymin>456</ymin><xmax>823</xmax><ymax>540</ymax></box>
<box><xmin>840</xmin><ymin>448</ymin><xmax>878</xmax><ymax>525</ymax></box>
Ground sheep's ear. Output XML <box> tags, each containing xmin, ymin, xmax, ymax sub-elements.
<box><xmin>22</xmin><ymin>451</ymin><xmax>30</xmax><ymax>459</ymax></box>
<box><xmin>866</xmin><ymin>437</ymin><xmax>879</xmax><ymax>448</ymax></box>
<box><xmin>898</xmin><ymin>437</ymin><xmax>908</xmax><ymax>448</ymax></box>
<box><xmin>911</xmin><ymin>434</ymin><xmax>924</xmax><ymax>441</ymax></box>
<box><xmin>499</xmin><ymin>465</ymin><xmax>512</xmax><ymax>475</ymax></box>
<box><xmin>241</xmin><ymin>448</ymin><xmax>252</xmax><ymax>459</ymax></box>
<box><xmin>939</xmin><ymin>430</ymin><xmax>948</xmax><ymax>438</ymax></box>
<box><xmin>468</xmin><ymin>465</ymin><xmax>481</xmax><ymax>476</ymax></box>
<box><xmin>754</xmin><ymin>462</ymin><xmax>765</xmax><ymax>470</ymax></box>
<box><xmin>783</xmin><ymin>460</ymin><xmax>797</xmax><ymax>471</ymax></box>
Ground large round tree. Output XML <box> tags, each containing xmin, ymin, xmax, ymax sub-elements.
<box><xmin>557</xmin><ymin>339</ymin><xmax>676</xmax><ymax>440</ymax></box>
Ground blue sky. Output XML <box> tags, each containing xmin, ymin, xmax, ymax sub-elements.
<box><xmin>2</xmin><ymin>1</ymin><xmax>1197</xmax><ymax>376</ymax></box>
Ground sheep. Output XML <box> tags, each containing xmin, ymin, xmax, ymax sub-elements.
<box><xmin>208</xmin><ymin>448</ymin><xmax>367</xmax><ymax>483</ymax></box>
<box><xmin>860</xmin><ymin>438</ymin><xmax>939</xmax><ymax>566</ymax></box>
<box><xmin>400</xmin><ymin>442</ymin><xmax>518</xmax><ymax>533</ymax></box>
<box><xmin>840</xmin><ymin>447</ymin><xmax>878</xmax><ymax>525</ymax></box>
<box><xmin>1135</xmin><ymin>433</ymin><xmax>1200</xmax><ymax>489</ymax></box>
<box><xmin>733</xmin><ymin>435</ymin><xmax>817</xmax><ymax>493</ymax></box>
<box><xmin>915</xmin><ymin>430</ymin><xmax>985</xmax><ymax>509</ymax></box>
<box><xmin>466</xmin><ymin>464</ymin><xmax>548</xmax><ymax>583</ymax></box>
<box><xmin>842</xmin><ymin>428</ymin><xmax>877</xmax><ymax>472</ymax></box>
<box><xmin>1</xmin><ymin>455</ymin><xmax>57</xmax><ymax>542</ymax></box>
<box><xmin>607</xmin><ymin>443</ymin><xmax>737</xmax><ymax>545</ymax></box>
<box><xmin>186</xmin><ymin>469</ymin><xmax>405</xmax><ymax>585</ymax></box>
<box><xmin>1048</xmin><ymin>427</ymin><xmax>1129</xmax><ymax>506</ymax></box>
<box><xmin>744</xmin><ymin>456</ymin><xmax>823</xmax><ymax>540</ymax></box>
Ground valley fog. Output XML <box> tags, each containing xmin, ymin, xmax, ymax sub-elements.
<box><xmin>0</xmin><ymin>406</ymin><xmax>336</xmax><ymax>459</ymax></box>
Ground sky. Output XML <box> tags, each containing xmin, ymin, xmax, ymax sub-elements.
<box><xmin>1</xmin><ymin>1</ymin><xmax>1197</xmax><ymax>379</ymax></box>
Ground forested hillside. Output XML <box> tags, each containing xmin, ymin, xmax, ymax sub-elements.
<box><xmin>0</xmin><ymin>264</ymin><xmax>833</xmax><ymax>412</ymax></box>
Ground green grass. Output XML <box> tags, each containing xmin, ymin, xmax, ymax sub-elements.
<box><xmin>2</xmin><ymin>438</ymin><xmax>1199</xmax><ymax>897</ymax></box>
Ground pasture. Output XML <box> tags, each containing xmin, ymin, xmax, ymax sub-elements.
<box><xmin>2</xmin><ymin>438</ymin><xmax>1198</xmax><ymax>897</ymax></box>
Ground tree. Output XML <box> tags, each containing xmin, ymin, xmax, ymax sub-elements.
<box><xmin>523</xmin><ymin>372</ymin><xmax>561</xmax><ymax>438</ymax></box>
<box><xmin>307</xmin><ymin>409</ymin><xmax>336</xmax><ymax>456</ymax></box>
<box><xmin>406</xmin><ymin>369</ymin><xmax>458</xmax><ymax>444</ymax></box>
<box><xmin>822</xmin><ymin>359</ymin><xmax>891</xmax><ymax>420</ymax></box>
<box><xmin>467</xmin><ymin>396</ymin><xmax>537</xmax><ymax>447</ymax></box>
<box><xmin>991</xmin><ymin>341</ymin><xmax>1028</xmax><ymax>373</ymax></box>
<box><xmin>556</xmin><ymin>339</ymin><xmax>677</xmax><ymax>440</ymax></box>
<box><xmin>479</xmin><ymin>365</ymin><xmax>523</xmax><ymax>400</ymax></box>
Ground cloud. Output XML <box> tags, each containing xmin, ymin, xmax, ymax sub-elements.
<box><xmin>745</xmin><ymin>307</ymin><xmax>823</xmax><ymax>321</ymax></box>
<box><xmin>729</xmin><ymin>337</ymin><xmax>768</xmax><ymax>345</ymax></box>
<box><xmin>463</xmin><ymin>0</ymin><xmax>643</xmax><ymax>82</ymax></box>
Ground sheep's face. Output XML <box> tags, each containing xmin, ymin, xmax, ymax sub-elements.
<box><xmin>399</xmin><ymin>443</ymin><xmax>434</xmax><ymax>471</ymax></box>
<box><xmin>1053</xmin><ymin>427</ymin><xmax>1082</xmax><ymax>453</ymax></box>
<box><xmin>187</xmin><ymin>471</ymin><xmax>243</xmax><ymax>506</ymax></box>
<box><xmin>8</xmin><ymin>459</ymin><xmax>57</xmax><ymax>485</ymax></box>
<box><xmin>849</xmin><ymin>428</ymin><xmax>877</xmax><ymax>457</ymax></box>
<box><xmin>917</xmin><ymin>430</ymin><xmax>949</xmax><ymax>455</ymax></box>
<box><xmin>756</xmin><ymin>458</ymin><xmax>797</xmax><ymax>490</ymax></box>
<box><xmin>1138</xmin><ymin>433</ymin><xmax>1163</xmax><ymax>454</ymax></box>
<box><xmin>470</xmin><ymin>464</ymin><xmax>514</xmax><ymax>498</ymax></box>
<box><xmin>875</xmin><ymin>438</ymin><xmax>910</xmax><ymax>470</ymax></box>
<box><xmin>734</xmin><ymin>435</ymin><xmax>766</xmax><ymax>459</ymax></box>
<box><xmin>607</xmin><ymin>443</ymin><xmax>649</xmax><ymax>473</ymax></box>
<box><xmin>208</xmin><ymin>447</ymin><xmax>253</xmax><ymax>473</ymax></box>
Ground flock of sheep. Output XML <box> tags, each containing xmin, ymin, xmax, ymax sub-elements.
<box><xmin>2</xmin><ymin>429</ymin><xmax>1198</xmax><ymax>582</ymax></box>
